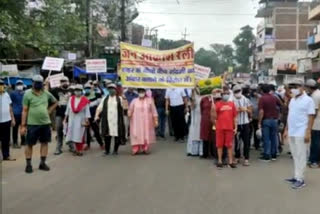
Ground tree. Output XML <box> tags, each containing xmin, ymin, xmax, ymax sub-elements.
<box><xmin>195</xmin><ymin>44</ymin><xmax>234</xmax><ymax>76</ymax></box>
<box><xmin>158</xmin><ymin>39</ymin><xmax>190</xmax><ymax>50</ymax></box>
<box><xmin>233</xmin><ymin>25</ymin><xmax>255</xmax><ymax>73</ymax></box>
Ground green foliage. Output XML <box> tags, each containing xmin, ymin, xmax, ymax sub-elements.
<box><xmin>233</xmin><ymin>25</ymin><xmax>255</xmax><ymax>73</ymax></box>
<box><xmin>158</xmin><ymin>39</ymin><xmax>190</xmax><ymax>50</ymax></box>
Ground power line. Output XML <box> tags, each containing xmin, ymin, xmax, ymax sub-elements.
<box><xmin>139</xmin><ymin>11</ymin><xmax>255</xmax><ymax>16</ymax></box>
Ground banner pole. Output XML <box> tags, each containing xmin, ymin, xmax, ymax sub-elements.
<box><xmin>96</xmin><ymin>72</ymin><xmax>98</xmax><ymax>81</ymax></box>
<box><xmin>48</xmin><ymin>70</ymin><xmax>52</xmax><ymax>78</ymax></box>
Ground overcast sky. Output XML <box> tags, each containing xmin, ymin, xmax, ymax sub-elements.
<box><xmin>135</xmin><ymin>0</ymin><xmax>261</xmax><ymax>50</ymax></box>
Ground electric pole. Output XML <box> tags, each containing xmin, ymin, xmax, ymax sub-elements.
<box><xmin>86</xmin><ymin>0</ymin><xmax>93</xmax><ymax>57</ymax></box>
<box><xmin>182</xmin><ymin>28</ymin><xmax>189</xmax><ymax>40</ymax></box>
<box><xmin>121</xmin><ymin>0</ymin><xmax>126</xmax><ymax>42</ymax></box>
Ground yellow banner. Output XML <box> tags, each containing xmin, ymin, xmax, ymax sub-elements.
<box><xmin>120</xmin><ymin>42</ymin><xmax>195</xmax><ymax>88</ymax></box>
<box><xmin>197</xmin><ymin>76</ymin><xmax>222</xmax><ymax>95</ymax></box>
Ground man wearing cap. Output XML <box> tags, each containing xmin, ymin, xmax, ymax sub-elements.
<box><xmin>95</xmin><ymin>84</ymin><xmax>126</xmax><ymax>155</ymax></box>
<box><xmin>0</xmin><ymin>79</ymin><xmax>16</xmax><ymax>161</ymax></box>
<box><xmin>84</xmin><ymin>82</ymin><xmax>104</xmax><ymax>150</ymax></box>
<box><xmin>232</xmin><ymin>84</ymin><xmax>252</xmax><ymax>166</ymax></box>
<box><xmin>50</xmin><ymin>76</ymin><xmax>72</xmax><ymax>155</ymax></box>
<box><xmin>10</xmin><ymin>80</ymin><xmax>26</xmax><ymax>148</ymax></box>
<box><xmin>305</xmin><ymin>79</ymin><xmax>320</xmax><ymax>168</ymax></box>
<box><xmin>284</xmin><ymin>79</ymin><xmax>315</xmax><ymax>189</ymax></box>
<box><xmin>21</xmin><ymin>75</ymin><xmax>58</xmax><ymax>173</ymax></box>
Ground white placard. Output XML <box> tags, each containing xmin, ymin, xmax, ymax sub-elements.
<box><xmin>42</xmin><ymin>57</ymin><xmax>64</xmax><ymax>71</ymax></box>
<box><xmin>0</xmin><ymin>64</ymin><xmax>18</xmax><ymax>73</ymax></box>
<box><xmin>141</xmin><ymin>39</ymin><xmax>152</xmax><ymax>47</ymax></box>
<box><xmin>194</xmin><ymin>64</ymin><xmax>211</xmax><ymax>80</ymax></box>
<box><xmin>68</xmin><ymin>53</ymin><xmax>77</xmax><ymax>60</ymax></box>
<box><xmin>86</xmin><ymin>59</ymin><xmax>107</xmax><ymax>73</ymax></box>
<box><xmin>49</xmin><ymin>73</ymin><xmax>64</xmax><ymax>88</ymax></box>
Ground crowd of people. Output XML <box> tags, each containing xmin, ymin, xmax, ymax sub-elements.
<box><xmin>0</xmin><ymin>74</ymin><xmax>319</xmax><ymax>189</ymax></box>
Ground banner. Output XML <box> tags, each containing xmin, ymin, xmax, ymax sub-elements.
<box><xmin>86</xmin><ymin>59</ymin><xmax>107</xmax><ymax>73</ymax></box>
<box><xmin>0</xmin><ymin>64</ymin><xmax>19</xmax><ymax>76</ymax></box>
<box><xmin>197</xmin><ymin>76</ymin><xmax>222</xmax><ymax>95</ymax></box>
<box><xmin>42</xmin><ymin>57</ymin><xmax>64</xmax><ymax>71</ymax></box>
<box><xmin>120</xmin><ymin>42</ymin><xmax>195</xmax><ymax>88</ymax></box>
<box><xmin>49</xmin><ymin>73</ymin><xmax>64</xmax><ymax>88</ymax></box>
<box><xmin>194</xmin><ymin>64</ymin><xmax>211</xmax><ymax>80</ymax></box>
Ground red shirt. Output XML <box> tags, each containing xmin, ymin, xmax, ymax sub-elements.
<box><xmin>258</xmin><ymin>93</ymin><xmax>280</xmax><ymax>119</ymax></box>
<box><xmin>215</xmin><ymin>101</ymin><xmax>237</xmax><ymax>130</ymax></box>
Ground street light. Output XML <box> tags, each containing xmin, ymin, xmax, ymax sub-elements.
<box><xmin>149</xmin><ymin>24</ymin><xmax>165</xmax><ymax>36</ymax></box>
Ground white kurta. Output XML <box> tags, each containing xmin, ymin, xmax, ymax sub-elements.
<box><xmin>65</xmin><ymin>97</ymin><xmax>91</xmax><ymax>143</ymax></box>
<box><xmin>107</xmin><ymin>96</ymin><xmax>118</xmax><ymax>137</ymax></box>
<box><xmin>187</xmin><ymin>94</ymin><xmax>203</xmax><ymax>155</ymax></box>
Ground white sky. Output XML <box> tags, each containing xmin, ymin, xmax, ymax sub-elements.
<box><xmin>135</xmin><ymin>0</ymin><xmax>261</xmax><ymax>50</ymax></box>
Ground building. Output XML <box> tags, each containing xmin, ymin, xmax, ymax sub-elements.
<box><xmin>306</xmin><ymin>0</ymin><xmax>320</xmax><ymax>80</ymax></box>
<box><xmin>254</xmin><ymin>0</ymin><xmax>317</xmax><ymax>84</ymax></box>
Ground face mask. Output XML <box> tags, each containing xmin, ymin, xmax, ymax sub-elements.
<box><xmin>34</xmin><ymin>82</ymin><xmax>43</xmax><ymax>90</ymax></box>
<box><xmin>74</xmin><ymin>90</ymin><xmax>82</xmax><ymax>97</ymax></box>
<box><xmin>139</xmin><ymin>92</ymin><xmax>146</xmax><ymax>98</ymax></box>
<box><xmin>16</xmin><ymin>85</ymin><xmax>24</xmax><ymax>91</ymax></box>
<box><xmin>291</xmin><ymin>88</ymin><xmax>301</xmax><ymax>97</ymax></box>
<box><xmin>0</xmin><ymin>85</ymin><xmax>5</xmax><ymax>93</ymax></box>
<box><xmin>109</xmin><ymin>89</ymin><xmax>116</xmax><ymax>96</ymax></box>
<box><xmin>235</xmin><ymin>92</ymin><xmax>242</xmax><ymax>98</ymax></box>
<box><xmin>222</xmin><ymin>95</ymin><xmax>230</xmax><ymax>101</ymax></box>
<box><xmin>62</xmin><ymin>84</ymin><xmax>68</xmax><ymax>89</ymax></box>
<box><xmin>84</xmin><ymin>88</ymin><xmax>91</xmax><ymax>95</ymax></box>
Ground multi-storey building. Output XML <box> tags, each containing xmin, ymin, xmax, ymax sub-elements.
<box><xmin>254</xmin><ymin>0</ymin><xmax>316</xmax><ymax>84</ymax></box>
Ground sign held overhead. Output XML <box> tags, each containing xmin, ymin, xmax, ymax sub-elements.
<box><xmin>86</xmin><ymin>59</ymin><xmax>107</xmax><ymax>73</ymax></box>
<box><xmin>42</xmin><ymin>57</ymin><xmax>64</xmax><ymax>71</ymax></box>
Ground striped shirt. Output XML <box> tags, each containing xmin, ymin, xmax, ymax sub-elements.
<box><xmin>233</xmin><ymin>95</ymin><xmax>251</xmax><ymax>125</ymax></box>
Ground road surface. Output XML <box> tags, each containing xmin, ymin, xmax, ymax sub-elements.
<box><xmin>2</xmin><ymin>138</ymin><xmax>320</xmax><ymax>214</ymax></box>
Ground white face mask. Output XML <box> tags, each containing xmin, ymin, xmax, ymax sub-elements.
<box><xmin>222</xmin><ymin>94</ymin><xmax>230</xmax><ymax>101</ymax></box>
<box><xmin>74</xmin><ymin>90</ymin><xmax>82</xmax><ymax>97</ymax></box>
<box><xmin>16</xmin><ymin>85</ymin><xmax>23</xmax><ymax>91</ymax></box>
<box><xmin>139</xmin><ymin>92</ymin><xmax>146</xmax><ymax>98</ymax></box>
<box><xmin>291</xmin><ymin>88</ymin><xmax>301</xmax><ymax>97</ymax></box>
<box><xmin>235</xmin><ymin>92</ymin><xmax>242</xmax><ymax>98</ymax></box>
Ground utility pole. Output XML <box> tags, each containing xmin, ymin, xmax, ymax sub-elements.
<box><xmin>182</xmin><ymin>28</ymin><xmax>189</xmax><ymax>40</ymax></box>
<box><xmin>86</xmin><ymin>0</ymin><xmax>93</xmax><ymax>57</ymax></box>
<box><xmin>121</xmin><ymin>0</ymin><xmax>126</xmax><ymax>42</ymax></box>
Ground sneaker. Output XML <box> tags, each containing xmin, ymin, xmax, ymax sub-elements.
<box><xmin>243</xmin><ymin>160</ymin><xmax>250</xmax><ymax>166</ymax></box>
<box><xmin>54</xmin><ymin>150</ymin><xmax>63</xmax><ymax>155</ymax></box>
<box><xmin>39</xmin><ymin>163</ymin><xmax>50</xmax><ymax>171</ymax></box>
<box><xmin>259</xmin><ymin>156</ymin><xmax>271</xmax><ymax>162</ymax></box>
<box><xmin>309</xmin><ymin>163</ymin><xmax>319</xmax><ymax>169</ymax></box>
<box><xmin>103</xmin><ymin>152</ymin><xmax>110</xmax><ymax>156</ymax></box>
<box><xmin>284</xmin><ymin>178</ymin><xmax>297</xmax><ymax>184</ymax></box>
<box><xmin>291</xmin><ymin>180</ymin><xmax>306</xmax><ymax>189</ymax></box>
<box><xmin>229</xmin><ymin>163</ymin><xmax>237</xmax><ymax>169</ymax></box>
<box><xmin>271</xmin><ymin>155</ymin><xmax>277</xmax><ymax>161</ymax></box>
<box><xmin>216</xmin><ymin>163</ymin><xmax>223</xmax><ymax>169</ymax></box>
<box><xmin>25</xmin><ymin>165</ymin><xmax>33</xmax><ymax>174</ymax></box>
<box><xmin>112</xmin><ymin>151</ymin><xmax>118</xmax><ymax>155</ymax></box>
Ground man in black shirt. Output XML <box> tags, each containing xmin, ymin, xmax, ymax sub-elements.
<box><xmin>50</xmin><ymin>76</ymin><xmax>72</xmax><ymax>155</ymax></box>
<box><xmin>152</xmin><ymin>89</ymin><xmax>166</xmax><ymax>138</ymax></box>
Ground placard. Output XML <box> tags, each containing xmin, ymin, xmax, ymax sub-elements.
<box><xmin>86</xmin><ymin>59</ymin><xmax>107</xmax><ymax>73</ymax></box>
<box><xmin>42</xmin><ymin>57</ymin><xmax>64</xmax><ymax>71</ymax></box>
<box><xmin>194</xmin><ymin>64</ymin><xmax>211</xmax><ymax>80</ymax></box>
<box><xmin>49</xmin><ymin>73</ymin><xmax>64</xmax><ymax>88</ymax></box>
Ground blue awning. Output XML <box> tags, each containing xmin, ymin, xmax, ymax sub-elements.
<box><xmin>73</xmin><ymin>66</ymin><xmax>118</xmax><ymax>80</ymax></box>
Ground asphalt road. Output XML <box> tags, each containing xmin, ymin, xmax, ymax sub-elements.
<box><xmin>2</xmin><ymin>138</ymin><xmax>320</xmax><ymax>214</ymax></box>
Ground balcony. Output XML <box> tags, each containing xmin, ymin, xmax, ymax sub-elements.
<box><xmin>309</xmin><ymin>2</ymin><xmax>320</xmax><ymax>21</ymax></box>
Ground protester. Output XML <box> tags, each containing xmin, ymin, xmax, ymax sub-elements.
<box><xmin>0</xmin><ymin>79</ymin><xmax>16</xmax><ymax>161</ymax></box>
<box><xmin>51</xmin><ymin>76</ymin><xmax>72</xmax><ymax>155</ymax></box>
<box><xmin>84</xmin><ymin>83</ymin><xmax>104</xmax><ymax>150</ymax></box>
<box><xmin>65</xmin><ymin>84</ymin><xmax>90</xmax><ymax>156</ymax></box>
<box><xmin>95</xmin><ymin>84</ymin><xmax>126</xmax><ymax>156</ymax></box>
<box><xmin>152</xmin><ymin>89</ymin><xmax>166</xmax><ymax>138</ymax></box>
<box><xmin>128</xmin><ymin>88</ymin><xmax>158</xmax><ymax>155</ymax></box>
<box><xmin>213</xmin><ymin>86</ymin><xmax>237</xmax><ymax>169</ymax></box>
<box><xmin>124</xmin><ymin>88</ymin><xmax>138</xmax><ymax>106</ymax></box>
<box><xmin>200</xmin><ymin>90</ymin><xmax>214</xmax><ymax>158</ymax></box>
<box><xmin>186</xmin><ymin>88</ymin><xmax>203</xmax><ymax>156</ymax></box>
<box><xmin>21</xmin><ymin>75</ymin><xmax>58</xmax><ymax>173</ymax></box>
<box><xmin>258</xmin><ymin>84</ymin><xmax>281</xmax><ymax>162</ymax></box>
<box><xmin>305</xmin><ymin>79</ymin><xmax>320</xmax><ymax>168</ymax></box>
<box><xmin>249</xmin><ymin>84</ymin><xmax>260</xmax><ymax>150</ymax></box>
<box><xmin>284</xmin><ymin>79</ymin><xmax>315</xmax><ymax>189</ymax></box>
<box><xmin>165</xmin><ymin>88</ymin><xmax>188</xmax><ymax>142</ymax></box>
<box><xmin>10</xmin><ymin>80</ymin><xmax>26</xmax><ymax>148</ymax></box>
<box><xmin>232</xmin><ymin>84</ymin><xmax>252</xmax><ymax>166</ymax></box>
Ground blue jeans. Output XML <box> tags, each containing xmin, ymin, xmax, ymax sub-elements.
<box><xmin>309</xmin><ymin>130</ymin><xmax>320</xmax><ymax>164</ymax></box>
<box><xmin>156</xmin><ymin>107</ymin><xmax>166</xmax><ymax>137</ymax></box>
<box><xmin>262</xmin><ymin>119</ymin><xmax>278</xmax><ymax>159</ymax></box>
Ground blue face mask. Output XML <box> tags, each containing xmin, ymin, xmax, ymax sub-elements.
<box><xmin>34</xmin><ymin>82</ymin><xmax>43</xmax><ymax>90</ymax></box>
<box><xmin>84</xmin><ymin>88</ymin><xmax>91</xmax><ymax>95</ymax></box>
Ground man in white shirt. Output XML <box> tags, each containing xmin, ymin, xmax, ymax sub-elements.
<box><xmin>284</xmin><ymin>79</ymin><xmax>315</xmax><ymax>189</ymax></box>
<box><xmin>305</xmin><ymin>79</ymin><xmax>320</xmax><ymax>168</ymax></box>
<box><xmin>165</xmin><ymin>88</ymin><xmax>188</xmax><ymax>142</ymax></box>
<box><xmin>0</xmin><ymin>79</ymin><xmax>16</xmax><ymax>161</ymax></box>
